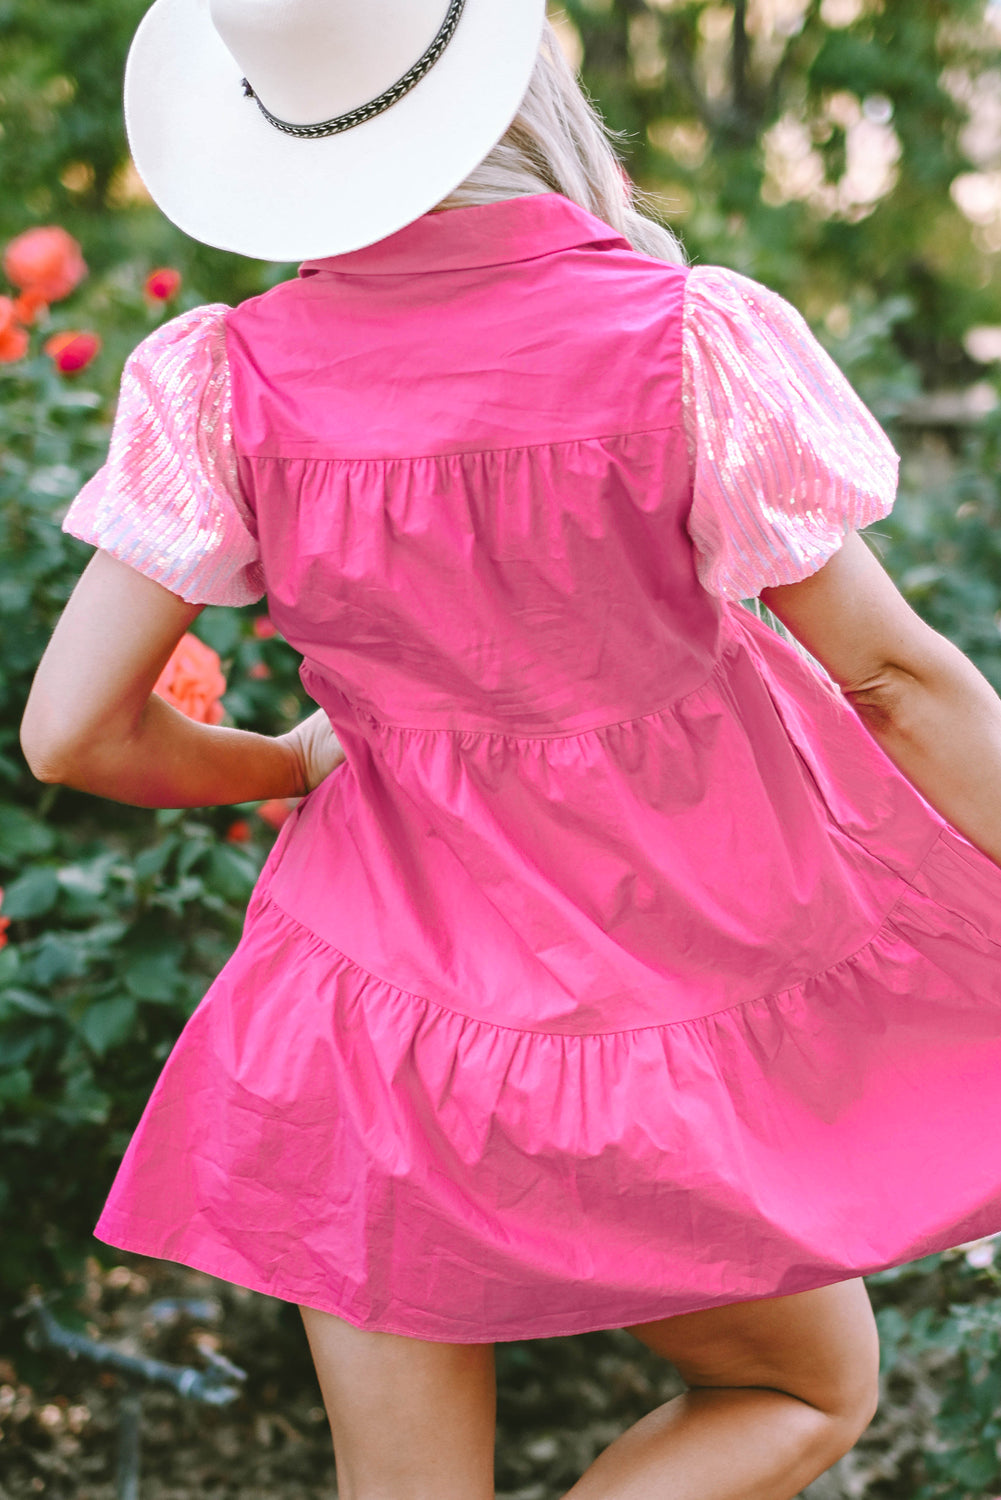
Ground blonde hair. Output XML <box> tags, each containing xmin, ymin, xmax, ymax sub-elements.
<box><xmin>434</xmin><ymin>18</ymin><xmax>686</xmax><ymax>267</ymax></box>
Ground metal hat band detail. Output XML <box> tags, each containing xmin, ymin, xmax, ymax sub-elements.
<box><xmin>241</xmin><ymin>0</ymin><xmax>467</xmax><ymax>139</ymax></box>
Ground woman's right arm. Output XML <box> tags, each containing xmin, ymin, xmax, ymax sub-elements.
<box><xmin>760</xmin><ymin>529</ymin><xmax>1001</xmax><ymax>868</ymax></box>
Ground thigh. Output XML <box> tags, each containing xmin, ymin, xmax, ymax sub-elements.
<box><xmin>624</xmin><ymin>1277</ymin><xmax>880</xmax><ymax>1429</ymax></box>
<box><xmin>299</xmin><ymin>1304</ymin><xmax>496</xmax><ymax>1500</ymax></box>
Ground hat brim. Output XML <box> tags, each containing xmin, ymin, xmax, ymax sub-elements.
<box><xmin>124</xmin><ymin>0</ymin><xmax>547</xmax><ymax>261</ymax></box>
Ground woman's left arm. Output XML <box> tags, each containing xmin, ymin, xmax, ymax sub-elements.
<box><xmin>20</xmin><ymin>548</ymin><xmax>307</xmax><ymax>808</ymax></box>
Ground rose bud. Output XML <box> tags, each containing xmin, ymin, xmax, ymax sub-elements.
<box><xmin>145</xmin><ymin>267</ymin><xmax>182</xmax><ymax>302</ymax></box>
<box><xmin>44</xmin><ymin>330</ymin><xmax>101</xmax><ymax>374</ymax></box>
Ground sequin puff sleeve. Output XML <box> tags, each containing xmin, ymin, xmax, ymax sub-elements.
<box><xmin>60</xmin><ymin>305</ymin><xmax>265</xmax><ymax>607</ymax></box>
<box><xmin>681</xmin><ymin>265</ymin><xmax>899</xmax><ymax>602</ymax></box>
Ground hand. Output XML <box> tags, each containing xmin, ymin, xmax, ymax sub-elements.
<box><xmin>279</xmin><ymin>709</ymin><xmax>346</xmax><ymax>796</ymax></box>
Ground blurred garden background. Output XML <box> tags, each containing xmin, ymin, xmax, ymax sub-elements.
<box><xmin>4</xmin><ymin>0</ymin><xmax>1001</xmax><ymax>1495</ymax></box>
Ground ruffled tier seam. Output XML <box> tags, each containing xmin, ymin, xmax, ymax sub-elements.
<box><xmin>306</xmin><ymin>632</ymin><xmax>741</xmax><ymax>743</ymax></box>
<box><xmin>257</xmin><ymin>831</ymin><xmax>954</xmax><ymax>1042</ymax></box>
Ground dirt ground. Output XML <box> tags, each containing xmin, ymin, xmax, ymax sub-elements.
<box><xmin>0</xmin><ymin>1255</ymin><xmax>954</xmax><ymax>1500</ymax></box>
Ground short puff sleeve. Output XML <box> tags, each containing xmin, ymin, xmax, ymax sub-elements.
<box><xmin>681</xmin><ymin>265</ymin><xmax>898</xmax><ymax>602</ymax></box>
<box><xmin>61</xmin><ymin>305</ymin><xmax>265</xmax><ymax>607</ymax></box>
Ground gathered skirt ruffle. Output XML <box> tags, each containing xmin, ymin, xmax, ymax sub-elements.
<box><xmin>95</xmin><ymin>822</ymin><xmax>1001</xmax><ymax>1342</ymax></box>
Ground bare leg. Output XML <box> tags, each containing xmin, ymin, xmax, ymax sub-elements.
<box><xmin>299</xmin><ymin>1278</ymin><xmax>878</xmax><ymax>1500</ymax></box>
<box><xmin>299</xmin><ymin>1304</ymin><xmax>496</xmax><ymax>1500</ymax></box>
<box><xmin>563</xmin><ymin>1278</ymin><xmax>880</xmax><ymax>1500</ymax></box>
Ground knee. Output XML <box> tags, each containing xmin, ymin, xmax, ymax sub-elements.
<box><xmin>814</xmin><ymin>1369</ymin><xmax>880</xmax><ymax>1460</ymax></box>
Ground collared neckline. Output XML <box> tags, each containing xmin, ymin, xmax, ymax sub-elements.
<box><xmin>298</xmin><ymin>192</ymin><xmax>632</xmax><ymax>277</ymax></box>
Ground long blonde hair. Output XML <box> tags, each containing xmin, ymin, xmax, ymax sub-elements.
<box><xmin>434</xmin><ymin>18</ymin><xmax>686</xmax><ymax>267</ymax></box>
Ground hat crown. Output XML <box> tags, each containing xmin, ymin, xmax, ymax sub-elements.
<box><xmin>208</xmin><ymin>0</ymin><xmax>450</xmax><ymax>124</ymax></box>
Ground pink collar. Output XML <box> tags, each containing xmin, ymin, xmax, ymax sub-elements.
<box><xmin>298</xmin><ymin>192</ymin><xmax>631</xmax><ymax>277</ymax></box>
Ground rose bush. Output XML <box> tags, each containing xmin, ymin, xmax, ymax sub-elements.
<box><xmin>0</xmin><ymin>234</ymin><xmax>317</xmax><ymax>1313</ymax></box>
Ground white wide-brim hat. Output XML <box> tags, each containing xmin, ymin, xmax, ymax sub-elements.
<box><xmin>124</xmin><ymin>0</ymin><xmax>548</xmax><ymax>262</ymax></box>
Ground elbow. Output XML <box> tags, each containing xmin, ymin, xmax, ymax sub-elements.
<box><xmin>19</xmin><ymin>710</ymin><xmax>82</xmax><ymax>786</ymax></box>
<box><xmin>20</xmin><ymin>730</ymin><xmax>69</xmax><ymax>785</ymax></box>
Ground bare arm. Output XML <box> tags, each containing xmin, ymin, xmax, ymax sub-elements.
<box><xmin>20</xmin><ymin>548</ymin><xmax>308</xmax><ymax>808</ymax></box>
<box><xmin>760</xmin><ymin>531</ymin><xmax>1001</xmax><ymax>868</ymax></box>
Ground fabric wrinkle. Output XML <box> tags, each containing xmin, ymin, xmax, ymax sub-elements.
<box><xmin>59</xmin><ymin>192</ymin><xmax>1001</xmax><ymax>1341</ymax></box>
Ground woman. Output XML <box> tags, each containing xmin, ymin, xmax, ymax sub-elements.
<box><xmin>20</xmin><ymin>2</ymin><xmax>1001</xmax><ymax>1496</ymax></box>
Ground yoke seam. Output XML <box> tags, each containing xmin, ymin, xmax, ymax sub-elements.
<box><xmin>237</xmin><ymin>420</ymin><xmax>685</xmax><ymax>466</ymax></box>
<box><xmin>308</xmin><ymin>652</ymin><xmax>731</xmax><ymax>742</ymax></box>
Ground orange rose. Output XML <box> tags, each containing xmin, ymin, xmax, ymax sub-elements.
<box><xmin>145</xmin><ymin>267</ymin><xmax>181</xmax><ymax>301</ymax></box>
<box><xmin>256</xmin><ymin>798</ymin><xmax>300</xmax><ymax>830</ymax></box>
<box><xmin>153</xmin><ymin>632</ymin><xmax>227</xmax><ymax>725</ymax></box>
<box><xmin>0</xmin><ymin>297</ymin><xmax>28</xmax><ymax>363</ymax></box>
<box><xmin>225</xmin><ymin>819</ymin><xmax>252</xmax><ymax>843</ymax></box>
<box><xmin>13</xmin><ymin>288</ymin><xmax>49</xmax><ymax>326</ymax></box>
<box><xmin>3</xmin><ymin>226</ymin><xmax>87</xmax><ymax>303</ymax></box>
<box><xmin>44</xmin><ymin>330</ymin><xmax>101</xmax><ymax>374</ymax></box>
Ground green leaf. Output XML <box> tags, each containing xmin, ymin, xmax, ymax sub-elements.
<box><xmin>133</xmin><ymin>839</ymin><xmax>178</xmax><ymax>883</ymax></box>
<box><xmin>0</xmin><ymin>804</ymin><xmax>56</xmax><ymax>863</ymax></box>
<box><xmin>950</xmin><ymin>1445</ymin><xmax>999</xmax><ymax>1489</ymax></box>
<box><xmin>0</xmin><ymin>945</ymin><xmax>20</xmax><ymax>987</ymax></box>
<box><xmin>202</xmin><ymin>844</ymin><xmax>259</xmax><ymax>903</ymax></box>
<box><xmin>0</xmin><ymin>1067</ymin><xmax>32</xmax><ymax>1103</ymax></box>
<box><xmin>56</xmin><ymin>853</ymin><xmax>119</xmax><ymax>899</ymax></box>
<box><xmin>195</xmin><ymin>607</ymin><xmax>241</xmax><ymax>658</ymax></box>
<box><xmin>29</xmin><ymin>933</ymin><xmax>86</xmax><ymax>987</ymax></box>
<box><xmin>77</xmin><ymin>996</ymin><xmax>137</xmax><ymax>1057</ymax></box>
<box><xmin>124</xmin><ymin>950</ymin><xmax>182</xmax><ymax>1002</ymax></box>
<box><xmin>0</xmin><ymin>985</ymin><xmax>51</xmax><ymax>1019</ymax></box>
<box><xmin>0</xmin><ymin>865</ymin><xmax>60</xmax><ymax>920</ymax></box>
<box><xmin>151</xmin><ymin>875</ymin><xmax>205</xmax><ymax>915</ymax></box>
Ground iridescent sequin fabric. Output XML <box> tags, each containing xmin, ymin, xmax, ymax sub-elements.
<box><xmin>681</xmin><ymin>265</ymin><xmax>898</xmax><ymax>602</ymax></box>
<box><xmin>60</xmin><ymin>305</ymin><xmax>265</xmax><ymax>608</ymax></box>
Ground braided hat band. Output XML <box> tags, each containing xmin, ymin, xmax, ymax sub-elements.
<box><xmin>242</xmin><ymin>0</ymin><xmax>466</xmax><ymax>139</ymax></box>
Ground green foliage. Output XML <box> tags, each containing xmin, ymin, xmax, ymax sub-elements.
<box><xmin>868</xmin><ymin>1246</ymin><xmax>1001</xmax><ymax>1498</ymax></box>
<box><xmin>0</xmin><ymin>280</ymin><xmax>309</xmax><ymax>1301</ymax></box>
<box><xmin>564</xmin><ymin>0</ymin><xmax>1001</xmax><ymax>383</ymax></box>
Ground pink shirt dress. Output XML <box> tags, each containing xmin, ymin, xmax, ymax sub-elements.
<box><xmin>62</xmin><ymin>192</ymin><xmax>1001</xmax><ymax>1342</ymax></box>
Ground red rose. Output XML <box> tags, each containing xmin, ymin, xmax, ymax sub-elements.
<box><xmin>251</xmin><ymin>615</ymin><xmax>278</xmax><ymax>639</ymax></box>
<box><xmin>225</xmin><ymin>820</ymin><xmax>252</xmax><ymax>843</ymax></box>
<box><xmin>153</xmin><ymin>632</ymin><xmax>227</xmax><ymax>725</ymax></box>
<box><xmin>3</xmin><ymin>226</ymin><xmax>87</xmax><ymax>303</ymax></box>
<box><xmin>0</xmin><ymin>886</ymin><xmax>10</xmax><ymax>951</ymax></box>
<box><xmin>145</xmin><ymin>267</ymin><xmax>182</xmax><ymax>302</ymax></box>
<box><xmin>0</xmin><ymin>297</ymin><xmax>28</xmax><ymax>363</ymax></box>
<box><xmin>44</xmin><ymin>330</ymin><xmax>101</xmax><ymax>374</ymax></box>
<box><xmin>248</xmin><ymin>661</ymin><xmax>271</xmax><ymax>679</ymax></box>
